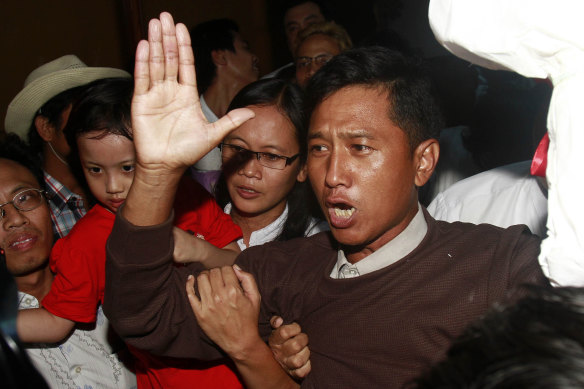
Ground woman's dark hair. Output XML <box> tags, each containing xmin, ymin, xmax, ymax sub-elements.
<box><xmin>63</xmin><ymin>77</ymin><xmax>134</xmax><ymax>207</ymax></box>
<box><xmin>215</xmin><ymin>78</ymin><xmax>321</xmax><ymax>241</ymax></box>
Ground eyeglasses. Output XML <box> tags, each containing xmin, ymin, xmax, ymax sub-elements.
<box><xmin>0</xmin><ymin>189</ymin><xmax>46</xmax><ymax>221</ymax></box>
<box><xmin>219</xmin><ymin>143</ymin><xmax>300</xmax><ymax>170</ymax></box>
<box><xmin>295</xmin><ymin>54</ymin><xmax>333</xmax><ymax>69</ymax></box>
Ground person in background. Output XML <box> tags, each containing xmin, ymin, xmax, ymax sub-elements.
<box><xmin>294</xmin><ymin>21</ymin><xmax>352</xmax><ymax>88</ymax></box>
<box><xmin>103</xmin><ymin>14</ymin><xmax>548</xmax><ymax>388</ymax></box>
<box><xmin>0</xmin><ymin>133</ymin><xmax>137</xmax><ymax>388</ymax></box>
<box><xmin>4</xmin><ymin>55</ymin><xmax>130</xmax><ymax>239</ymax></box>
<box><xmin>189</xmin><ymin>19</ymin><xmax>260</xmax><ymax>192</ymax></box>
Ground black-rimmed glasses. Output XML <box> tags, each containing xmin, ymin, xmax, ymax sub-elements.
<box><xmin>219</xmin><ymin>143</ymin><xmax>300</xmax><ymax>170</ymax></box>
<box><xmin>295</xmin><ymin>54</ymin><xmax>334</xmax><ymax>69</ymax></box>
<box><xmin>0</xmin><ymin>189</ymin><xmax>46</xmax><ymax>221</ymax></box>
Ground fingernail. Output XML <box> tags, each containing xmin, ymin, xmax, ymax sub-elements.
<box><xmin>187</xmin><ymin>274</ymin><xmax>193</xmax><ymax>280</ymax></box>
<box><xmin>233</xmin><ymin>264</ymin><xmax>241</xmax><ymax>271</ymax></box>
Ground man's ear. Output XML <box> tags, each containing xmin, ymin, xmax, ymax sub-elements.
<box><xmin>34</xmin><ymin>116</ymin><xmax>57</xmax><ymax>142</ymax></box>
<box><xmin>296</xmin><ymin>163</ymin><xmax>308</xmax><ymax>183</ymax></box>
<box><xmin>413</xmin><ymin>139</ymin><xmax>439</xmax><ymax>187</ymax></box>
<box><xmin>211</xmin><ymin>49</ymin><xmax>228</xmax><ymax>67</ymax></box>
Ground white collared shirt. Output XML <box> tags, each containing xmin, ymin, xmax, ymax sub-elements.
<box><xmin>19</xmin><ymin>291</ymin><xmax>136</xmax><ymax>389</ymax></box>
<box><xmin>224</xmin><ymin>202</ymin><xmax>328</xmax><ymax>250</ymax></box>
<box><xmin>330</xmin><ymin>204</ymin><xmax>428</xmax><ymax>278</ymax></box>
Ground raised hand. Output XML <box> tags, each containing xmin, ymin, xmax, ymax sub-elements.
<box><xmin>132</xmin><ymin>12</ymin><xmax>254</xmax><ymax>174</ymax></box>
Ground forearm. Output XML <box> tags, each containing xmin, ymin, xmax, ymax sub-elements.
<box><xmin>123</xmin><ymin>167</ymin><xmax>184</xmax><ymax>226</ymax></box>
<box><xmin>17</xmin><ymin>308</ymin><xmax>74</xmax><ymax>344</ymax></box>
<box><xmin>185</xmin><ymin>239</ymin><xmax>239</xmax><ymax>269</ymax></box>
<box><xmin>231</xmin><ymin>337</ymin><xmax>300</xmax><ymax>389</ymax></box>
<box><xmin>104</xmin><ymin>210</ymin><xmax>224</xmax><ymax>359</ymax></box>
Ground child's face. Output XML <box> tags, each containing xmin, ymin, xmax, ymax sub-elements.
<box><xmin>77</xmin><ymin>131</ymin><xmax>136</xmax><ymax>213</ymax></box>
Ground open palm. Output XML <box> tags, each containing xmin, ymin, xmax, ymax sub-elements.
<box><xmin>132</xmin><ymin>13</ymin><xmax>253</xmax><ymax>173</ymax></box>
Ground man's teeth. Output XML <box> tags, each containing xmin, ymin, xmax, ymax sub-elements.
<box><xmin>11</xmin><ymin>237</ymin><xmax>33</xmax><ymax>247</ymax></box>
<box><xmin>334</xmin><ymin>207</ymin><xmax>355</xmax><ymax>218</ymax></box>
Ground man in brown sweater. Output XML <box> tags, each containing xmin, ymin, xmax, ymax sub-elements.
<box><xmin>104</xmin><ymin>13</ymin><xmax>549</xmax><ymax>389</ymax></box>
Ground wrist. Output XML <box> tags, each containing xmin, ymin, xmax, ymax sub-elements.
<box><xmin>229</xmin><ymin>334</ymin><xmax>268</xmax><ymax>363</ymax></box>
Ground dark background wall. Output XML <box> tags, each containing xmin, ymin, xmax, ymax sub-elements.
<box><xmin>0</xmin><ymin>0</ymin><xmax>455</xmax><ymax>137</ymax></box>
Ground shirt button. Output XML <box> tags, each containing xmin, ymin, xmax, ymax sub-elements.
<box><xmin>24</xmin><ymin>298</ymin><xmax>32</xmax><ymax>305</ymax></box>
<box><xmin>75</xmin><ymin>366</ymin><xmax>82</xmax><ymax>373</ymax></box>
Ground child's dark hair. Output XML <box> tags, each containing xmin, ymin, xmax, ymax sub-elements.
<box><xmin>64</xmin><ymin>77</ymin><xmax>133</xmax><ymax>147</ymax></box>
<box><xmin>214</xmin><ymin>78</ymin><xmax>322</xmax><ymax>241</ymax></box>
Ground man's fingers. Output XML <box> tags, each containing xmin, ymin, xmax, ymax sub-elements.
<box><xmin>147</xmin><ymin>18</ymin><xmax>164</xmax><ymax>86</ymax></box>
<box><xmin>233</xmin><ymin>264</ymin><xmax>260</xmax><ymax>305</ymax></box>
<box><xmin>134</xmin><ymin>40</ymin><xmax>150</xmax><ymax>96</ymax></box>
<box><xmin>159</xmin><ymin>12</ymin><xmax>179</xmax><ymax>81</ymax></box>
<box><xmin>209</xmin><ymin>108</ymin><xmax>255</xmax><ymax>146</ymax></box>
<box><xmin>270</xmin><ymin>322</ymin><xmax>301</xmax><ymax>345</ymax></box>
<box><xmin>270</xmin><ymin>315</ymin><xmax>284</xmax><ymax>329</ymax></box>
<box><xmin>186</xmin><ymin>275</ymin><xmax>202</xmax><ymax>315</ymax></box>
<box><xmin>291</xmin><ymin>359</ymin><xmax>312</xmax><ymax>379</ymax></box>
<box><xmin>175</xmin><ymin>23</ymin><xmax>196</xmax><ymax>88</ymax></box>
<box><xmin>196</xmin><ymin>271</ymin><xmax>214</xmax><ymax>305</ymax></box>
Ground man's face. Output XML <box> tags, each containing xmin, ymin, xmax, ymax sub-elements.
<box><xmin>307</xmin><ymin>86</ymin><xmax>421</xmax><ymax>253</ymax></box>
<box><xmin>0</xmin><ymin>159</ymin><xmax>53</xmax><ymax>276</ymax></box>
<box><xmin>284</xmin><ymin>1</ymin><xmax>325</xmax><ymax>54</ymax></box>
<box><xmin>224</xmin><ymin>32</ymin><xmax>260</xmax><ymax>87</ymax></box>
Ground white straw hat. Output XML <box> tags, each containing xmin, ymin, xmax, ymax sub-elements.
<box><xmin>5</xmin><ymin>55</ymin><xmax>131</xmax><ymax>140</ymax></box>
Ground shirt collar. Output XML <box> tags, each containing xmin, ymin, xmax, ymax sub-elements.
<box><xmin>43</xmin><ymin>171</ymin><xmax>84</xmax><ymax>212</ymax></box>
<box><xmin>331</xmin><ymin>203</ymin><xmax>428</xmax><ymax>278</ymax></box>
<box><xmin>224</xmin><ymin>203</ymin><xmax>288</xmax><ymax>250</ymax></box>
<box><xmin>200</xmin><ymin>94</ymin><xmax>219</xmax><ymax>122</ymax></box>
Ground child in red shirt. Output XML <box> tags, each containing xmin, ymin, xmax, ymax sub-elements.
<box><xmin>16</xmin><ymin>78</ymin><xmax>244</xmax><ymax>388</ymax></box>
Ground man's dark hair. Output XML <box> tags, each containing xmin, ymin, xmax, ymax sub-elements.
<box><xmin>0</xmin><ymin>133</ymin><xmax>44</xmax><ymax>188</ymax></box>
<box><xmin>305</xmin><ymin>46</ymin><xmax>444</xmax><ymax>151</ymax></box>
<box><xmin>27</xmin><ymin>86</ymin><xmax>86</xmax><ymax>155</ymax></box>
<box><xmin>281</xmin><ymin>0</ymin><xmax>332</xmax><ymax>22</ymax></box>
<box><xmin>189</xmin><ymin>19</ymin><xmax>239</xmax><ymax>95</ymax></box>
<box><xmin>413</xmin><ymin>286</ymin><xmax>584</xmax><ymax>389</ymax></box>
<box><xmin>215</xmin><ymin>78</ymin><xmax>322</xmax><ymax>241</ymax></box>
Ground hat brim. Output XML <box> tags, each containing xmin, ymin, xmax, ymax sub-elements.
<box><xmin>5</xmin><ymin>67</ymin><xmax>131</xmax><ymax>140</ymax></box>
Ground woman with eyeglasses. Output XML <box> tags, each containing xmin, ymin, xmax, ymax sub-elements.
<box><xmin>212</xmin><ymin>78</ymin><xmax>328</xmax><ymax>249</ymax></box>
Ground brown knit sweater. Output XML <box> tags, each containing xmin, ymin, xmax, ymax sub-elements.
<box><xmin>104</xmin><ymin>209</ymin><xmax>548</xmax><ymax>388</ymax></box>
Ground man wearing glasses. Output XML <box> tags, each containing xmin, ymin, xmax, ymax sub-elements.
<box><xmin>0</xmin><ymin>135</ymin><xmax>136</xmax><ymax>388</ymax></box>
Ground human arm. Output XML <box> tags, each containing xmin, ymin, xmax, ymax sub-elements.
<box><xmin>269</xmin><ymin>316</ymin><xmax>312</xmax><ymax>379</ymax></box>
<box><xmin>173</xmin><ymin>227</ymin><xmax>240</xmax><ymax>268</ymax></box>
<box><xmin>123</xmin><ymin>12</ymin><xmax>253</xmax><ymax>228</ymax></box>
<box><xmin>17</xmin><ymin>308</ymin><xmax>74</xmax><ymax>344</ymax></box>
<box><xmin>186</xmin><ymin>265</ymin><xmax>300</xmax><ymax>389</ymax></box>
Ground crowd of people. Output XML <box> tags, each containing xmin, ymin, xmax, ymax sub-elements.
<box><xmin>1</xmin><ymin>1</ymin><xmax>581</xmax><ymax>388</ymax></box>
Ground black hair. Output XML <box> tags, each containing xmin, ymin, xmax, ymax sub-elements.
<box><xmin>281</xmin><ymin>0</ymin><xmax>332</xmax><ymax>22</ymax></box>
<box><xmin>214</xmin><ymin>78</ymin><xmax>321</xmax><ymax>241</ymax></box>
<box><xmin>0</xmin><ymin>133</ymin><xmax>44</xmax><ymax>189</ymax></box>
<box><xmin>63</xmin><ymin>77</ymin><xmax>134</xmax><ymax>207</ymax></box>
<box><xmin>27</xmin><ymin>85</ymin><xmax>86</xmax><ymax>155</ymax></box>
<box><xmin>412</xmin><ymin>286</ymin><xmax>584</xmax><ymax>389</ymax></box>
<box><xmin>305</xmin><ymin>46</ymin><xmax>444</xmax><ymax>151</ymax></box>
<box><xmin>64</xmin><ymin>77</ymin><xmax>133</xmax><ymax>148</ymax></box>
<box><xmin>190</xmin><ymin>19</ymin><xmax>239</xmax><ymax>95</ymax></box>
